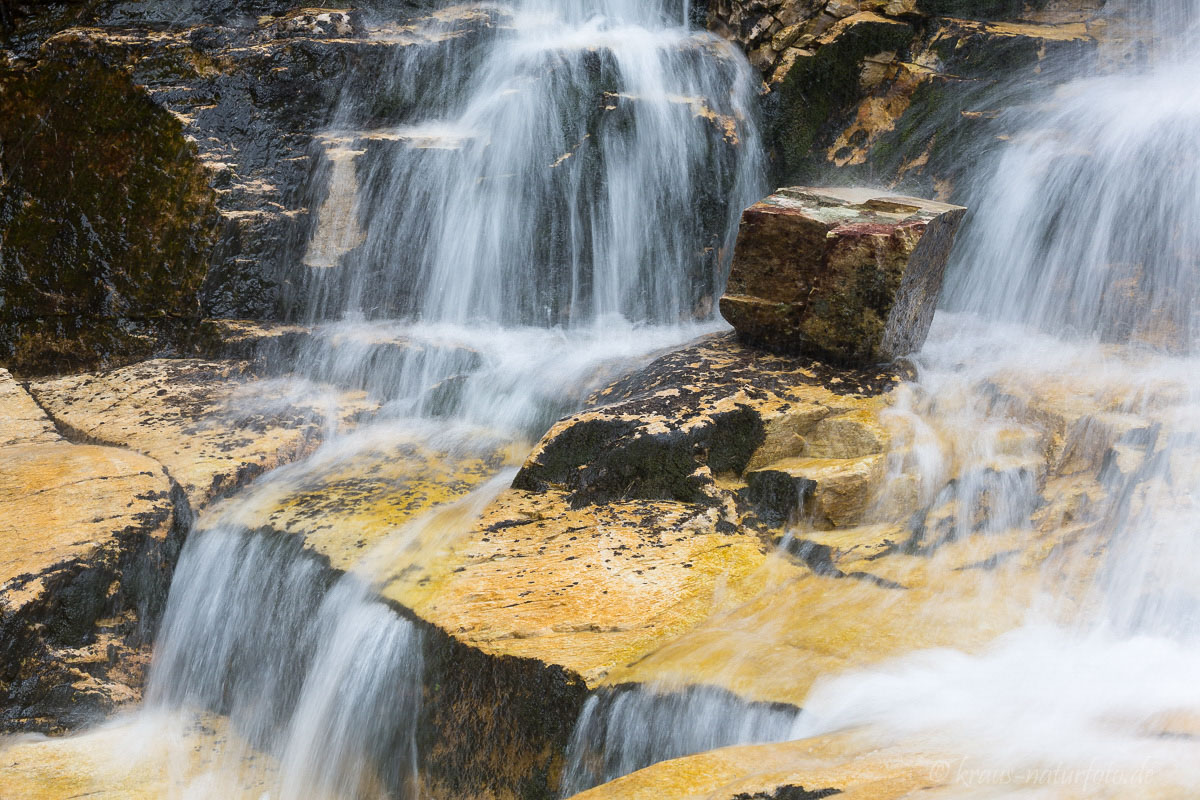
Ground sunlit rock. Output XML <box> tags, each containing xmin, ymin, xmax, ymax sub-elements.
<box><xmin>568</xmin><ymin>726</ymin><xmax>1200</xmax><ymax>800</ymax></box>
<box><xmin>28</xmin><ymin>359</ymin><xmax>375</xmax><ymax>510</ymax></box>
<box><xmin>0</xmin><ymin>370</ymin><xmax>177</xmax><ymax>731</ymax></box>
<box><xmin>720</xmin><ymin>187</ymin><xmax>965</xmax><ymax>365</ymax></box>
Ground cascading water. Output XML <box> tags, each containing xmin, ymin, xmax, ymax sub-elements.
<box><xmin>772</xmin><ymin>0</ymin><xmax>1200</xmax><ymax>790</ymax></box>
<box><xmin>557</xmin><ymin>2</ymin><xmax>1200</xmax><ymax>794</ymax></box>
<box><xmin>119</xmin><ymin>1</ymin><xmax>764</xmax><ymax>796</ymax></box>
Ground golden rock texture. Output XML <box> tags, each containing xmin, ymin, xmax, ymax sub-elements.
<box><xmin>0</xmin><ymin>370</ymin><xmax>175</xmax><ymax>731</ymax></box>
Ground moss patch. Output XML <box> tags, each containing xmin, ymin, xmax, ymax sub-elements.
<box><xmin>0</xmin><ymin>52</ymin><xmax>218</xmax><ymax>374</ymax></box>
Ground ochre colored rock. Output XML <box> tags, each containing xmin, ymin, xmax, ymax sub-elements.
<box><xmin>720</xmin><ymin>188</ymin><xmax>965</xmax><ymax>365</ymax></box>
<box><xmin>28</xmin><ymin>359</ymin><xmax>375</xmax><ymax>511</ymax></box>
<box><xmin>568</xmin><ymin>726</ymin><xmax>1200</xmax><ymax>800</ymax></box>
<box><xmin>0</xmin><ymin>370</ymin><xmax>176</xmax><ymax>731</ymax></box>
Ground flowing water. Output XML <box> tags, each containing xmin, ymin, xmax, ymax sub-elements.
<box><xmin>113</xmin><ymin>0</ymin><xmax>764</xmax><ymax>796</ymax></box>
<box><xmin>15</xmin><ymin>0</ymin><xmax>1200</xmax><ymax>796</ymax></box>
<box><xmin>779</xmin><ymin>5</ymin><xmax>1200</xmax><ymax>785</ymax></box>
<box><xmin>557</xmin><ymin>1</ymin><xmax>1200</xmax><ymax>794</ymax></box>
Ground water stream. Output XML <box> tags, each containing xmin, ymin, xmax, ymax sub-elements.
<box><xmin>16</xmin><ymin>0</ymin><xmax>1200</xmax><ymax>795</ymax></box>
<box><xmin>558</xmin><ymin>1</ymin><xmax>1200</xmax><ymax>793</ymax></box>
<box><xmin>123</xmin><ymin>0</ymin><xmax>764</xmax><ymax>796</ymax></box>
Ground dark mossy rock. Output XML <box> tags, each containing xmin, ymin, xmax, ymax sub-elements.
<box><xmin>767</xmin><ymin>13</ymin><xmax>916</xmax><ymax>185</ymax></box>
<box><xmin>709</xmin><ymin>1</ymin><xmax>1105</xmax><ymax>196</ymax></box>
<box><xmin>0</xmin><ymin>53</ymin><xmax>219</xmax><ymax>375</ymax></box>
<box><xmin>513</xmin><ymin>332</ymin><xmax>900</xmax><ymax>508</ymax></box>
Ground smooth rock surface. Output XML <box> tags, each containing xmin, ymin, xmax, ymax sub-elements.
<box><xmin>0</xmin><ymin>370</ymin><xmax>177</xmax><ymax>731</ymax></box>
<box><xmin>720</xmin><ymin>187</ymin><xmax>965</xmax><ymax>365</ymax></box>
<box><xmin>29</xmin><ymin>358</ymin><xmax>375</xmax><ymax>511</ymax></box>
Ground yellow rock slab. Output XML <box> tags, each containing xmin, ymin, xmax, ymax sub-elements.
<box><xmin>29</xmin><ymin>359</ymin><xmax>376</xmax><ymax>510</ymax></box>
<box><xmin>383</xmin><ymin>489</ymin><xmax>771</xmax><ymax>684</ymax></box>
<box><xmin>0</xmin><ymin>714</ymin><xmax>276</xmax><ymax>800</ymax></box>
<box><xmin>0</xmin><ymin>442</ymin><xmax>171</xmax><ymax>611</ymax></box>
<box><xmin>569</xmin><ymin>728</ymin><xmax>1200</xmax><ymax>800</ymax></box>
<box><xmin>197</xmin><ymin>427</ymin><xmax>517</xmax><ymax>574</ymax></box>
<box><xmin>0</xmin><ymin>370</ymin><xmax>58</xmax><ymax>447</ymax></box>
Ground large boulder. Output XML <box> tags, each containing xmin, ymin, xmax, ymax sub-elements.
<box><xmin>719</xmin><ymin>187</ymin><xmax>965</xmax><ymax>365</ymax></box>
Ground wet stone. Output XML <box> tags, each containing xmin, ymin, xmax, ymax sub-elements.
<box><xmin>720</xmin><ymin>187</ymin><xmax>966</xmax><ymax>366</ymax></box>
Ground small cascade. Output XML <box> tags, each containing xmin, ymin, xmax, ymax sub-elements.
<box><xmin>145</xmin><ymin>524</ymin><xmax>424</xmax><ymax>799</ymax></box>
<box><xmin>559</xmin><ymin>685</ymin><xmax>802</xmax><ymax>797</ymax></box>
<box><xmin>124</xmin><ymin>1</ymin><xmax>764</xmax><ymax>796</ymax></box>
<box><xmin>945</xmin><ymin>2</ymin><xmax>1200</xmax><ymax>353</ymax></box>
<box><xmin>300</xmin><ymin>0</ymin><xmax>760</xmax><ymax>329</ymax></box>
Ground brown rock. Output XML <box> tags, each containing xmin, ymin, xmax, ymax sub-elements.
<box><xmin>719</xmin><ymin>187</ymin><xmax>965</xmax><ymax>365</ymax></box>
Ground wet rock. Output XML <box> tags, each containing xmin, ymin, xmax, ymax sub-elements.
<box><xmin>514</xmin><ymin>332</ymin><xmax>900</xmax><ymax>506</ymax></box>
<box><xmin>719</xmin><ymin>187</ymin><xmax>966</xmax><ymax>365</ymax></box>
<box><xmin>705</xmin><ymin>1</ymin><xmax>1105</xmax><ymax>195</ymax></box>
<box><xmin>0</xmin><ymin>370</ymin><xmax>179</xmax><ymax>732</ymax></box>
<box><xmin>1</xmin><ymin>3</ymin><xmax>502</xmax><ymax>363</ymax></box>
<box><xmin>28</xmin><ymin>358</ymin><xmax>376</xmax><ymax>510</ymax></box>
<box><xmin>569</xmin><ymin>725</ymin><xmax>1200</xmax><ymax>800</ymax></box>
<box><xmin>0</xmin><ymin>713</ymin><xmax>277</xmax><ymax>798</ymax></box>
<box><xmin>0</xmin><ymin>54</ymin><xmax>218</xmax><ymax>375</ymax></box>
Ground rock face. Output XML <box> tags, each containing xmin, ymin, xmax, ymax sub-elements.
<box><xmin>0</xmin><ymin>53</ymin><xmax>218</xmax><ymax>375</ymax></box>
<box><xmin>720</xmin><ymin>187</ymin><xmax>965</xmax><ymax>365</ymax></box>
<box><xmin>0</xmin><ymin>3</ymin><xmax>498</xmax><ymax>371</ymax></box>
<box><xmin>705</xmin><ymin>0</ymin><xmax>1106</xmax><ymax>195</ymax></box>
<box><xmin>0</xmin><ymin>369</ymin><xmax>179</xmax><ymax>731</ymax></box>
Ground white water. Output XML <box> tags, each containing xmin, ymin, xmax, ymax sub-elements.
<box><xmin>558</xmin><ymin>2</ymin><xmax>1200</xmax><ymax>794</ymax></box>
<box><xmin>782</xmin><ymin>2</ymin><xmax>1200</xmax><ymax>792</ymax></box>
<box><xmin>116</xmin><ymin>0</ymin><xmax>763</xmax><ymax>796</ymax></box>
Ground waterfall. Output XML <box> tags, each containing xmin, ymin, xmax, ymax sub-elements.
<box><xmin>559</xmin><ymin>686</ymin><xmax>802</xmax><ymax>797</ymax></box>
<box><xmin>552</xmin><ymin>2</ymin><xmax>1200</xmax><ymax>792</ymax></box>
<box><xmin>129</xmin><ymin>1</ymin><xmax>764</xmax><ymax>796</ymax></box>
<box><xmin>945</xmin><ymin>2</ymin><xmax>1200</xmax><ymax>353</ymax></box>
<box><xmin>781</xmin><ymin>0</ymin><xmax>1200</xmax><ymax>785</ymax></box>
<box><xmin>286</xmin><ymin>0</ymin><xmax>763</xmax><ymax>435</ymax></box>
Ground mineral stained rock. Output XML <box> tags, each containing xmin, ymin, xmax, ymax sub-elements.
<box><xmin>719</xmin><ymin>187</ymin><xmax>965</xmax><ymax>365</ymax></box>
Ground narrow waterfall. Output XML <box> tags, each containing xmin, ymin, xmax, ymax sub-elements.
<box><xmin>130</xmin><ymin>1</ymin><xmax>764</xmax><ymax>796</ymax></box>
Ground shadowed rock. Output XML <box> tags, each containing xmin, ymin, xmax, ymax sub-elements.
<box><xmin>719</xmin><ymin>187</ymin><xmax>965</xmax><ymax>365</ymax></box>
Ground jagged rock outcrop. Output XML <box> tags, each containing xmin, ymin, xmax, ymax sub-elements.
<box><xmin>706</xmin><ymin>0</ymin><xmax>1107</xmax><ymax>194</ymax></box>
<box><xmin>719</xmin><ymin>187</ymin><xmax>965</xmax><ymax>364</ymax></box>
